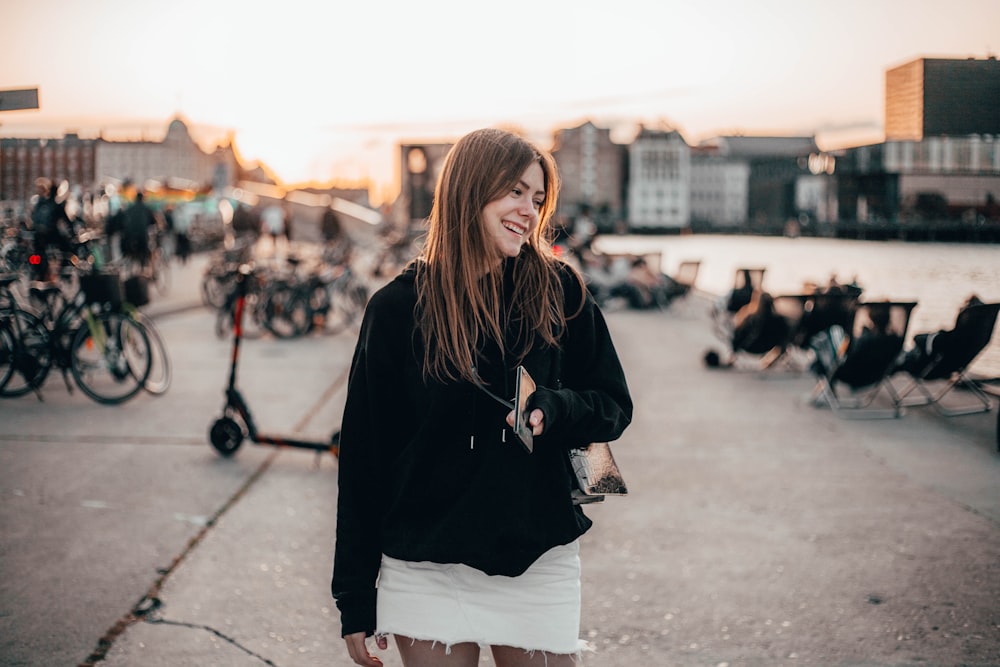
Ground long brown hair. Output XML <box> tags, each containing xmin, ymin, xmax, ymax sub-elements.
<box><xmin>415</xmin><ymin>128</ymin><xmax>579</xmax><ymax>383</ymax></box>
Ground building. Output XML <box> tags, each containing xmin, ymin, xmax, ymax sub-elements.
<box><xmin>835</xmin><ymin>56</ymin><xmax>1000</xmax><ymax>229</ymax></box>
<box><xmin>1</xmin><ymin>116</ymin><xmax>239</xmax><ymax>206</ymax></box>
<box><xmin>835</xmin><ymin>136</ymin><xmax>1000</xmax><ymax>224</ymax></box>
<box><xmin>689</xmin><ymin>145</ymin><xmax>750</xmax><ymax>229</ymax></box>
<box><xmin>700</xmin><ymin>135</ymin><xmax>819</xmax><ymax>230</ymax></box>
<box><xmin>550</xmin><ymin>121</ymin><xmax>626</xmax><ymax>228</ymax></box>
<box><xmin>95</xmin><ymin>117</ymin><xmax>238</xmax><ymax>192</ymax></box>
<box><xmin>1</xmin><ymin>133</ymin><xmax>98</xmax><ymax>203</ymax></box>
<box><xmin>626</xmin><ymin>125</ymin><xmax>691</xmax><ymax>230</ymax></box>
<box><xmin>885</xmin><ymin>56</ymin><xmax>1000</xmax><ymax>141</ymax></box>
<box><xmin>398</xmin><ymin>142</ymin><xmax>452</xmax><ymax>225</ymax></box>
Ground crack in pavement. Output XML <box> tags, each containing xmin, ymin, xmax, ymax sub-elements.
<box><xmin>78</xmin><ymin>446</ymin><xmax>280</xmax><ymax>666</ymax></box>
<box><xmin>78</xmin><ymin>362</ymin><xmax>351</xmax><ymax>666</ymax></box>
<box><xmin>78</xmin><ymin>449</ymin><xmax>280</xmax><ymax>667</ymax></box>
<box><xmin>144</xmin><ymin>613</ymin><xmax>282</xmax><ymax>667</ymax></box>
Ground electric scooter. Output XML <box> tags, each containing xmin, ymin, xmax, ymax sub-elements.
<box><xmin>208</xmin><ymin>264</ymin><xmax>340</xmax><ymax>458</ymax></box>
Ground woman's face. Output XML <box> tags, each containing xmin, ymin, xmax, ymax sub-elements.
<box><xmin>481</xmin><ymin>162</ymin><xmax>545</xmax><ymax>259</ymax></box>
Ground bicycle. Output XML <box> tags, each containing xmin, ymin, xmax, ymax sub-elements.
<box><xmin>306</xmin><ymin>260</ymin><xmax>369</xmax><ymax>336</ymax></box>
<box><xmin>32</xmin><ymin>263</ymin><xmax>171</xmax><ymax>398</ymax></box>
<box><xmin>0</xmin><ymin>269</ymin><xmax>156</xmax><ymax>404</ymax></box>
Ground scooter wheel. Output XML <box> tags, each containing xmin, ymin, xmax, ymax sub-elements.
<box><xmin>210</xmin><ymin>417</ymin><xmax>244</xmax><ymax>457</ymax></box>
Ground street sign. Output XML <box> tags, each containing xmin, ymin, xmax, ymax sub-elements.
<box><xmin>0</xmin><ymin>88</ymin><xmax>40</xmax><ymax>111</ymax></box>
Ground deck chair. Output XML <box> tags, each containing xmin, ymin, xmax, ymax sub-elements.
<box><xmin>748</xmin><ymin>291</ymin><xmax>863</xmax><ymax>372</ymax></box>
<box><xmin>892</xmin><ymin>301</ymin><xmax>1000</xmax><ymax>416</ymax></box>
<box><xmin>705</xmin><ymin>290</ymin><xmax>809</xmax><ymax>372</ymax></box>
<box><xmin>711</xmin><ymin>267</ymin><xmax>767</xmax><ymax>342</ymax></box>
<box><xmin>667</xmin><ymin>260</ymin><xmax>701</xmax><ymax>299</ymax></box>
<box><xmin>808</xmin><ymin>300</ymin><xmax>918</xmax><ymax>418</ymax></box>
<box><xmin>792</xmin><ymin>290</ymin><xmax>863</xmax><ymax>349</ymax></box>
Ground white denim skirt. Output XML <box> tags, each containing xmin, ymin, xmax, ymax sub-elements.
<box><xmin>376</xmin><ymin>540</ymin><xmax>586</xmax><ymax>655</ymax></box>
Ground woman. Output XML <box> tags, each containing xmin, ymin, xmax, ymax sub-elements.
<box><xmin>332</xmin><ymin>128</ymin><xmax>632</xmax><ymax>666</ymax></box>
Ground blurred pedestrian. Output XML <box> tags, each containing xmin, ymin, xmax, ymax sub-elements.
<box><xmin>29</xmin><ymin>177</ymin><xmax>71</xmax><ymax>281</ymax></box>
<box><xmin>260</xmin><ymin>204</ymin><xmax>286</xmax><ymax>243</ymax></box>
<box><xmin>121</xmin><ymin>191</ymin><xmax>155</xmax><ymax>268</ymax></box>
<box><xmin>172</xmin><ymin>204</ymin><xmax>193</xmax><ymax>264</ymax></box>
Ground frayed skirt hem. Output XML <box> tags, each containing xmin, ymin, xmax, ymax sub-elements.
<box><xmin>375</xmin><ymin>632</ymin><xmax>592</xmax><ymax>657</ymax></box>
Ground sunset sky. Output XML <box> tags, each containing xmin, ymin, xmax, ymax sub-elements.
<box><xmin>1</xmin><ymin>0</ymin><xmax>998</xmax><ymax>204</ymax></box>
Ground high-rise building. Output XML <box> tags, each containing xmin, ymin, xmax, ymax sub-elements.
<box><xmin>885</xmin><ymin>56</ymin><xmax>1000</xmax><ymax>141</ymax></box>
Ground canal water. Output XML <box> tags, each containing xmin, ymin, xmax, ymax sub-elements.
<box><xmin>593</xmin><ymin>234</ymin><xmax>1000</xmax><ymax>378</ymax></box>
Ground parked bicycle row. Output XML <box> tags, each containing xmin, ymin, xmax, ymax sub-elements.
<box><xmin>201</xmin><ymin>239</ymin><xmax>374</xmax><ymax>341</ymax></box>
<box><xmin>0</xmin><ymin>233</ymin><xmax>171</xmax><ymax>405</ymax></box>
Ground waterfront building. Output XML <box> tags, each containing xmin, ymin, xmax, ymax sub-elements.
<box><xmin>698</xmin><ymin>135</ymin><xmax>819</xmax><ymax>231</ymax></box>
<box><xmin>833</xmin><ymin>56</ymin><xmax>1000</xmax><ymax>231</ymax></box>
<box><xmin>689</xmin><ymin>145</ymin><xmax>750</xmax><ymax>229</ymax></box>
<box><xmin>885</xmin><ymin>56</ymin><xmax>1000</xmax><ymax>141</ymax></box>
<box><xmin>626</xmin><ymin>125</ymin><xmax>691</xmax><ymax>230</ymax></box>
<box><xmin>550</xmin><ymin>121</ymin><xmax>627</xmax><ymax>229</ymax></box>
<box><xmin>835</xmin><ymin>136</ymin><xmax>1000</xmax><ymax>225</ymax></box>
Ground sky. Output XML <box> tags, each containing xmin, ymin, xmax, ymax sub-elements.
<box><xmin>1</xmin><ymin>0</ymin><xmax>998</xmax><ymax>204</ymax></box>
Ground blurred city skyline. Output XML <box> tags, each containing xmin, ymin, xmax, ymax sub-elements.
<box><xmin>1</xmin><ymin>0</ymin><xmax>998</xmax><ymax>204</ymax></box>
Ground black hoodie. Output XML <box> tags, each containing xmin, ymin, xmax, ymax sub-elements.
<box><xmin>331</xmin><ymin>258</ymin><xmax>633</xmax><ymax>637</ymax></box>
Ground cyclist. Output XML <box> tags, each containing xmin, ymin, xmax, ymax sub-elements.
<box><xmin>29</xmin><ymin>178</ymin><xmax>72</xmax><ymax>281</ymax></box>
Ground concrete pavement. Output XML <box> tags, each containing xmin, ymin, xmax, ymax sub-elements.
<box><xmin>1</xmin><ymin>251</ymin><xmax>998</xmax><ymax>667</ymax></box>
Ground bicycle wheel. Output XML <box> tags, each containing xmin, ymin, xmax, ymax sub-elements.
<box><xmin>131</xmin><ymin>311</ymin><xmax>171</xmax><ymax>395</ymax></box>
<box><xmin>263</xmin><ymin>282</ymin><xmax>310</xmax><ymax>339</ymax></box>
<box><xmin>70</xmin><ymin>310</ymin><xmax>152</xmax><ymax>404</ymax></box>
<box><xmin>317</xmin><ymin>276</ymin><xmax>368</xmax><ymax>336</ymax></box>
<box><xmin>0</xmin><ymin>324</ymin><xmax>15</xmax><ymax>392</ymax></box>
<box><xmin>201</xmin><ymin>270</ymin><xmax>233</xmax><ymax>309</ymax></box>
<box><xmin>0</xmin><ymin>308</ymin><xmax>52</xmax><ymax>397</ymax></box>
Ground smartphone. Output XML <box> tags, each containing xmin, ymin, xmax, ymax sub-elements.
<box><xmin>513</xmin><ymin>365</ymin><xmax>536</xmax><ymax>453</ymax></box>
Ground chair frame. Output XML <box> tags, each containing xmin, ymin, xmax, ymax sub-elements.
<box><xmin>892</xmin><ymin>302</ymin><xmax>1000</xmax><ymax>417</ymax></box>
<box><xmin>809</xmin><ymin>301</ymin><xmax>918</xmax><ymax>419</ymax></box>
<box><xmin>670</xmin><ymin>260</ymin><xmax>701</xmax><ymax>297</ymax></box>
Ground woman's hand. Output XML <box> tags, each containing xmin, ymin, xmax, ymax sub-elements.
<box><xmin>507</xmin><ymin>408</ymin><xmax>545</xmax><ymax>436</ymax></box>
<box><xmin>344</xmin><ymin>632</ymin><xmax>387</xmax><ymax>666</ymax></box>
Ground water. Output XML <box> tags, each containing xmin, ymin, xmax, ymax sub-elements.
<box><xmin>593</xmin><ymin>234</ymin><xmax>1000</xmax><ymax>378</ymax></box>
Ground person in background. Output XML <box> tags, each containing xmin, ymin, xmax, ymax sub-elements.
<box><xmin>332</xmin><ymin>128</ymin><xmax>632</xmax><ymax>667</ymax></box>
<box><xmin>171</xmin><ymin>204</ymin><xmax>193</xmax><ymax>264</ymax></box>
<box><xmin>28</xmin><ymin>177</ymin><xmax>71</xmax><ymax>281</ymax></box>
<box><xmin>897</xmin><ymin>294</ymin><xmax>984</xmax><ymax>374</ymax></box>
<box><xmin>260</xmin><ymin>203</ymin><xmax>286</xmax><ymax>247</ymax></box>
<box><xmin>231</xmin><ymin>202</ymin><xmax>259</xmax><ymax>243</ymax></box>
<box><xmin>321</xmin><ymin>206</ymin><xmax>350</xmax><ymax>263</ymax></box>
<box><xmin>121</xmin><ymin>191</ymin><xmax>156</xmax><ymax>268</ymax></box>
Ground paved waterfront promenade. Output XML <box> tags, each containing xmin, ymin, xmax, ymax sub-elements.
<box><xmin>1</xmin><ymin>252</ymin><xmax>998</xmax><ymax>667</ymax></box>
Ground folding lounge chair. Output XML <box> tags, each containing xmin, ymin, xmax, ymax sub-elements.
<box><xmin>892</xmin><ymin>301</ymin><xmax>1000</xmax><ymax>416</ymax></box>
<box><xmin>793</xmin><ymin>290</ymin><xmax>863</xmax><ymax>350</ymax></box>
<box><xmin>667</xmin><ymin>260</ymin><xmax>701</xmax><ymax>300</ymax></box>
<box><xmin>749</xmin><ymin>291</ymin><xmax>862</xmax><ymax>373</ymax></box>
<box><xmin>711</xmin><ymin>267</ymin><xmax>767</xmax><ymax>342</ymax></box>
<box><xmin>809</xmin><ymin>300</ymin><xmax>918</xmax><ymax>418</ymax></box>
<box><xmin>704</xmin><ymin>291</ymin><xmax>806</xmax><ymax>372</ymax></box>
